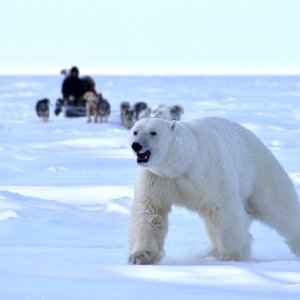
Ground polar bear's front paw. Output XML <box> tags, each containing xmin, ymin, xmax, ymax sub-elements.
<box><xmin>128</xmin><ymin>250</ymin><xmax>161</xmax><ymax>265</ymax></box>
<box><xmin>216</xmin><ymin>246</ymin><xmax>250</xmax><ymax>261</ymax></box>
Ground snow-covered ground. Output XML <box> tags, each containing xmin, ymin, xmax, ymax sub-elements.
<box><xmin>0</xmin><ymin>75</ymin><xmax>300</xmax><ymax>299</ymax></box>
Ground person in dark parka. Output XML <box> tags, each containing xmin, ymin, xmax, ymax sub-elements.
<box><xmin>61</xmin><ymin>66</ymin><xmax>86</xmax><ymax>106</ymax></box>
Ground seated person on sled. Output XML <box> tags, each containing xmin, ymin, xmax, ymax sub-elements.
<box><xmin>62</xmin><ymin>66</ymin><xmax>86</xmax><ymax>106</ymax></box>
<box><xmin>55</xmin><ymin>66</ymin><xmax>87</xmax><ymax>117</ymax></box>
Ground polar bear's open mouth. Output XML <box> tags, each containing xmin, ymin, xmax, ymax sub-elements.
<box><xmin>137</xmin><ymin>150</ymin><xmax>151</xmax><ymax>164</ymax></box>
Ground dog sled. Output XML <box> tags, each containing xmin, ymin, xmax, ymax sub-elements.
<box><xmin>55</xmin><ymin>97</ymin><xmax>87</xmax><ymax>118</ymax></box>
<box><xmin>64</xmin><ymin>102</ymin><xmax>86</xmax><ymax>117</ymax></box>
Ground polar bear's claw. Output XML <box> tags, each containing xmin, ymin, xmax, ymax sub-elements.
<box><xmin>128</xmin><ymin>250</ymin><xmax>158</xmax><ymax>265</ymax></box>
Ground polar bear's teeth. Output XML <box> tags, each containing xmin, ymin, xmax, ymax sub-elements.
<box><xmin>137</xmin><ymin>150</ymin><xmax>151</xmax><ymax>163</ymax></box>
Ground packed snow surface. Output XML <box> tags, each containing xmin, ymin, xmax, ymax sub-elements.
<box><xmin>0</xmin><ymin>75</ymin><xmax>300</xmax><ymax>299</ymax></box>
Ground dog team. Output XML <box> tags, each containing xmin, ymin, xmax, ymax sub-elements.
<box><xmin>36</xmin><ymin>97</ymin><xmax>184</xmax><ymax>128</ymax></box>
<box><xmin>35</xmin><ymin>66</ymin><xmax>184</xmax><ymax>127</ymax></box>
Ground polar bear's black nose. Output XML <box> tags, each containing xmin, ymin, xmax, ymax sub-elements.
<box><xmin>132</xmin><ymin>142</ymin><xmax>143</xmax><ymax>153</ymax></box>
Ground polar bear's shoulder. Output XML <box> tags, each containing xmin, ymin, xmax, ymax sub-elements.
<box><xmin>185</xmin><ymin>117</ymin><xmax>251</xmax><ymax>139</ymax></box>
<box><xmin>188</xmin><ymin>117</ymin><xmax>241</xmax><ymax>130</ymax></box>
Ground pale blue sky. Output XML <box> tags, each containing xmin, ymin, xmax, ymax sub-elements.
<box><xmin>1</xmin><ymin>0</ymin><xmax>300</xmax><ymax>74</ymax></box>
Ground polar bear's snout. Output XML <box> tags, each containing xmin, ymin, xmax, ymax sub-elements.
<box><xmin>131</xmin><ymin>142</ymin><xmax>151</xmax><ymax>164</ymax></box>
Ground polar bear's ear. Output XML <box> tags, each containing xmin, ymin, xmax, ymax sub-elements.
<box><xmin>170</xmin><ymin>120</ymin><xmax>176</xmax><ymax>131</ymax></box>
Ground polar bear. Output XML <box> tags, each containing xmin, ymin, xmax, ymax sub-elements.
<box><xmin>128</xmin><ymin>117</ymin><xmax>300</xmax><ymax>264</ymax></box>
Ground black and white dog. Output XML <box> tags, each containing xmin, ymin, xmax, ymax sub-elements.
<box><xmin>36</xmin><ymin>98</ymin><xmax>50</xmax><ymax>122</ymax></box>
<box><xmin>133</xmin><ymin>101</ymin><xmax>148</xmax><ymax>120</ymax></box>
<box><xmin>120</xmin><ymin>101</ymin><xmax>135</xmax><ymax>129</ymax></box>
<box><xmin>98</xmin><ymin>95</ymin><xmax>111</xmax><ymax>123</ymax></box>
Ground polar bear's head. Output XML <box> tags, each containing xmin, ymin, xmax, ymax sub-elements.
<box><xmin>129</xmin><ymin>118</ymin><xmax>176</xmax><ymax>171</ymax></box>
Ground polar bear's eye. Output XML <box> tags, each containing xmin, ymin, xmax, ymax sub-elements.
<box><xmin>133</xmin><ymin>131</ymin><xmax>138</xmax><ymax>136</ymax></box>
<box><xmin>150</xmin><ymin>131</ymin><xmax>157</xmax><ymax>136</ymax></box>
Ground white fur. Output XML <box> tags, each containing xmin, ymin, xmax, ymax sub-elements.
<box><xmin>83</xmin><ymin>92</ymin><xmax>99</xmax><ymax>123</ymax></box>
<box><xmin>153</xmin><ymin>104</ymin><xmax>184</xmax><ymax>121</ymax></box>
<box><xmin>138</xmin><ymin>107</ymin><xmax>152</xmax><ymax>120</ymax></box>
<box><xmin>153</xmin><ymin>104</ymin><xmax>170</xmax><ymax>120</ymax></box>
<box><xmin>128</xmin><ymin>117</ymin><xmax>300</xmax><ymax>264</ymax></box>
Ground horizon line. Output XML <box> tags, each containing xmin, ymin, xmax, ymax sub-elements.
<box><xmin>1</xmin><ymin>67</ymin><xmax>300</xmax><ymax>76</ymax></box>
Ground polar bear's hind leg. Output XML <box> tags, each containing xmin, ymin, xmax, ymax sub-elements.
<box><xmin>204</xmin><ymin>202</ymin><xmax>252</xmax><ymax>261</ymax></box>
<box><xmin>250</xmin><ymin>186</ymin><xmax>300</xmax><ymax>257</ymax></box>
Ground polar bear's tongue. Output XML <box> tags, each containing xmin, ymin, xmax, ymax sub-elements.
<box><xmin>137</xmin><ymin>150</ymin><xmax>151</xmax><ymax>163</ymax></box>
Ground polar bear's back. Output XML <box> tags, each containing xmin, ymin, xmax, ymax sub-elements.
<box><xmin>189</xmin><ymin>117</ymin><xmax>270</xmax><ymax>159</ymax></box>
<box><xmin>191</xmin><ymin>117</ymin><xmax>256</xmax><ymax>142</ymax></box>
<box><xmin>188</xmin><ymin>117</ymin><xmax>298</xmax><ymax>216</ymax></box>
<box><xmin>188</xmin><ymin>117</ymin><xmax>265</xmax><ymax>157</ymax></box>
<box><xmin>188</xmin><ymin>117</ymin><xmax>287</xmax><ymax>178</ymax></box>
